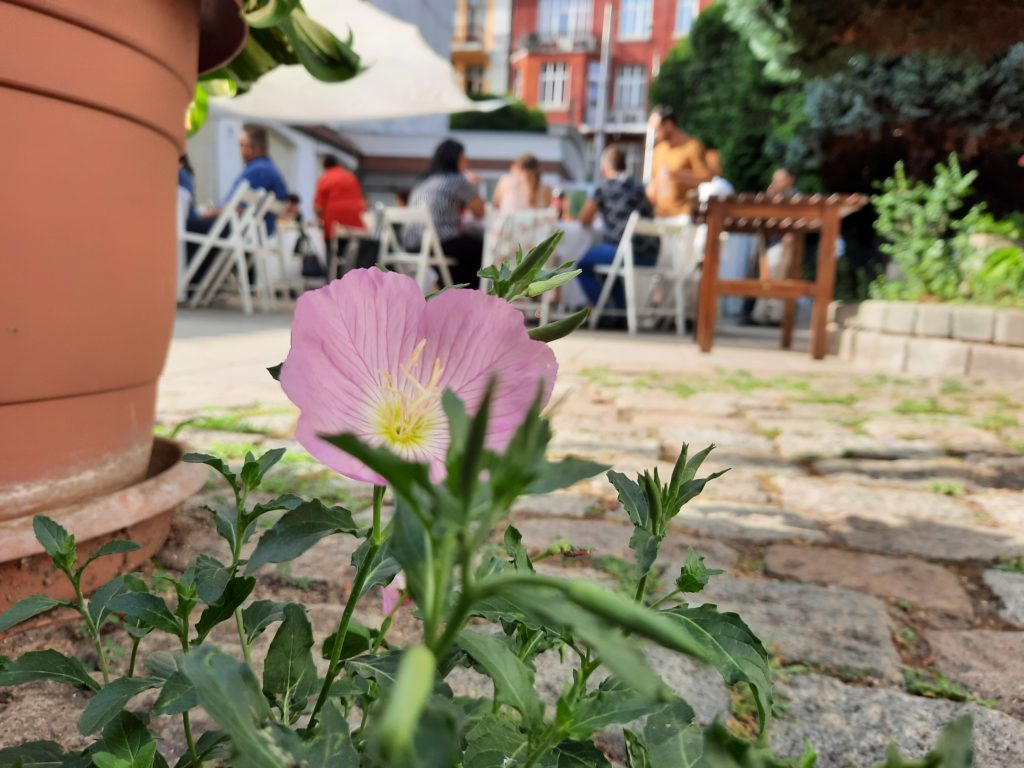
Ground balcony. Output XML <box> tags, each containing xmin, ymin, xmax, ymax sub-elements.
<box><xmin>518</xmin><ymin>32</ymin><xmax>597</xmax><ymax>54</ymax></box>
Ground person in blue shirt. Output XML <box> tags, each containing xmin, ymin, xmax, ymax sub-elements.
<box><xmin>187</xmin><ymin>123</ymin><xmax>289</xmax><ymax>236</ymax></box>
<box><xmin>178</xmin><ymin>154</ymin><xmax>198</xmax><ymax>221</ymax></box>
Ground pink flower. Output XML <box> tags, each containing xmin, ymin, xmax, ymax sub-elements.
<box><xmin>380</xmin><ymin>572</ymin><xmax>407</xmax><ymax>615</ymax></box>
<box><xmin>279</xmin><ymin>269</ymin><xmax>557</xmax><ymax>484</ymax></box>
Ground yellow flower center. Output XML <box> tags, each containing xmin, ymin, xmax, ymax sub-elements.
<box><xmin>369</xmin><ymin>340</ymin><xmax>445</xmax><ymax>458</ymax></box>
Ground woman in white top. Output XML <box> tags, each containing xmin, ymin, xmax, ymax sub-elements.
<box><xmin>492</xmin><ymin>154</ymin><xmax>552</xmax><ymax>213</ymax></box>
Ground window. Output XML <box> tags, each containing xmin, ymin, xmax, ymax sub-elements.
<box><xmin>618</xmin><ymin>0</ymin><xmax>652</xmax><ymax>39</ymax></box>
<box><xmin>537</xmin><ymin>0</ymin><xmax>591</xmax><ymax>39</ymax></box>
<box><xmin>538</xmin><ymin>62</ymin><xmax>569</xmax><ymax>108</ymax></box>
<box><xmin>464</xmin><ymin>64</ymin><xmax>486</xmax><ymax>94</ymax></box>
<box><xmin>466</xmin><ymin>0</ymin><xmax>486</xmax><ymax>41</ymax></box>
<box><xmin>585</xmin><ymin>61</ymin><xmax>601</xmax><ymax>124</ymax></box>
<box><xmin>614</xmin><ymin>64</ymin><xmax>646</xmax><ymax>112</ymax></box>
<box><xmin>674</xmin><ymin>0</ymin><xmax>698</xmax><ymax>36</ymax></box>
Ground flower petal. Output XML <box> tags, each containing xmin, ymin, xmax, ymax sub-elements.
<box><xmin>280</xmin><ymin>269</ymin><xmax>427</xmax><ymax>483</ymax></box>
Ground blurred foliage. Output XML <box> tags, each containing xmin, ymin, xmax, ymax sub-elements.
<box><xmin>450</xmin><ymin>93</ymin><xmax>547</xmax><ymax>133</ymax></box>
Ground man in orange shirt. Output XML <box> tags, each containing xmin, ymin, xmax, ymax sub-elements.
<box><xmin>646</xmin><ymin>105</ymin><xmax>711</xmax><ymax>218</ymax></box>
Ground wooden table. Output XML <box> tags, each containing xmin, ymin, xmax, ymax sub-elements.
<box><xmin>696</xmin><ymin>193</ymin><xmax>867</xmax><ymax>359</ymax></box>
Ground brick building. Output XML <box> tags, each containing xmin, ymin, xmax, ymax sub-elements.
<box><xmin>509</xmin><ymin>0</ymin><xmax>711</xmax><ymax>172</ymax></box>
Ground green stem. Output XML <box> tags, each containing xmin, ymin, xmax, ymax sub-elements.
<box><xmin>73</xmin><ymin>580</ymin><xmax>110</xmax><ymax>684</ymax></box>
<box><xmin>234</xmin><ymin>608</ymin><xmax>253</xmax><ymax>666</ymax></box>
<box><xmin>182</xmin><ymin>711</ymin><xmax>200</xmax><ymax>768</ymax></box>
<box><xmin>634</xmin><ymin>573</ymin><xmax>649</xmax><ymax>605</ymax></box>
<box><xmin>649</xmin><ymin>588</ymin><xmax>682</xmax><ymax>610</ymax></box>
<box><xmin>524</xmin><ymin>656</ymin><xmax>599</xmax><ymax>767</ymax></box>
<box><xmin>127</xmin><ymin>637</ymin><xmax>140</xmax><ymax>678</ymax></box>
<box><xmin>305</xmin><ymin>485</ymin><xmax>386</xmax><ymax>734</ymax></box>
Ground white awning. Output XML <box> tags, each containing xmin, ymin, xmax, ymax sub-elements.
<box><xmin>210</xmin><ymin>0</ymin><xmax>504</xmax><ymax>123</ymax></box>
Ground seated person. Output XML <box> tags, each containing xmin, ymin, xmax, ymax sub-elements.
<box><xmin>492</xmin><ymin>154</ymin><xmax>552</xmax><ymax>213</ymax></box>
<box><xmin>402</xmin><ymin>139</ymin><xmax>486</xmax><ymax>288</ymax></box>
<box><xmin>280</xmin><ymin>193</ymin><xmax>302</xmax><ymax>226</ymax></box>
<box><xmin>315</xmin><ymin>155</ymin><xmax>369</xmax><ymax>274</ymax></box>
<box><xmin>576</xmin><ymin>145</ymin><xmax>659</xmax><ymax>310</ymax></box>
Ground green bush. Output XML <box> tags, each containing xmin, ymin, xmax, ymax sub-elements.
<box><xmin>450</xmin><ymin>94</ymin><xmax>547</xmax><ymax>133</ymax></box>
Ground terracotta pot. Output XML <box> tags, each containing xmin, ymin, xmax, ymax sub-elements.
<box><xmin>0</xmin><ymin>1</ymin><xmax>243</xmax><ymax>596</ymax></box>
<box><xmin>0</xmin><ymin>439</ymin><xmax>208</xmax><ymax>615</ymax></box>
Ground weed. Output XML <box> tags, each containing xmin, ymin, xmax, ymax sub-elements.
<box><xmin>940</xmin><ymin>379</ymin><xmax>967</xmax><ymax>395</ymax></box>
<box><xmin>857</xmin><ymin>374</ymin><xmax>914</xmax><ymax>389</ymax></box>
<box><xmin>903</xmin><ymin>667</ymin><xmax>994</xmax><ymax>705</ymax></box>
<box><xmin>974</xmin><ymin>412</ymin><xmax>1020</xmax><ymax>431</ymax></box>
<box><xmin>930</xmin><ymin>480</ymin><xmax>966</xmax><ymax>497</ymax></box>
<box><xmin>795</xmin><ymin>391</ymin><xmax>858</xmax><ymax>405</ymax></box>
<box><xmin>760</xmin><ymin>427</ymin><xmax>781</xmax><ymax>440</ymax></box>
<box><xmin>578</xmin><ymin>367</ymin><xmax>615</xmax><ymax>385</ymax></box>
<box><xmin>206</xmin><ymin>441</ymin><xmax>262</xmax><ymax>459</ymax></box>
<box><xmin>274</xmin><ymin>562</ymin><xmax>313</xmax><ymax>590</ymax></box>
<box><xmin>995</xmin><ymin>557</ymin><xmax>1024</xmax><ymax>574</ymax></box>
<box><xmin>666</xmin><ymin>380</ymin><xmax>700</xmax><ymax>398</ymax></box>
<box><xmin>733</xmin><ymin>550</ymin><xmax>764</xmax><ymax>576</ymax></box>
<box><xmin>894</xmin><ymin>598</ymin><xmax>914</xmax><ymax>612</ymax></box>
<box><xmin>897</xmin><ymin>627</ymin><xmax>919</xmax><ymax>647</ymax></box>
<box><xmin>589</xmin><ymin>554</ymin><xmax>661</xmax><ymax>595</ymax></box>
<box><xmin>717</xmin><ymin>369</ymin><xmax>811</xmax><ymax>393</ymax></box>
<box><xmin>893</xmin><ymin>397</ymin><xmax>968</xmax><ymax>416</ymax></box>
<box><xmin>835</xmin><ymin>415</ymin><xmax>869</xmax><ymax>434</ymax></box>
<box><xmin>1009</xmin><ymin>440</ymin><xmax>1024</xmax><ymax>453</ymax></box>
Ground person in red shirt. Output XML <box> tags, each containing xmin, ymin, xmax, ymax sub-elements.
<box><xmin>315</xmin><ymin>155</ymin><xmax>367</xmax><ymax>253</ymax></box>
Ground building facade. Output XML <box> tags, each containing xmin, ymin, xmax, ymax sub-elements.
<box><xmin>509</xmin><ymin>0</ymin><xmax>711</xmax><ymax>171</ymax></box>
<box><xmin>452</xmin><ymin>0</ymin><xmax>514</xmax><ymax>95</ymax></box>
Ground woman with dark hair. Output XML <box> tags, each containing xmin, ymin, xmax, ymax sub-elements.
<box><xmin>402</xmin><ymin>138</ymin><xmax>486</xmax><ymax>287</ymax></box>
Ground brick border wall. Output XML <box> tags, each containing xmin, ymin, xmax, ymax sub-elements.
<box><xmin>828</xmin><ymin>301</ymin><xmax>1024</xmax><ymax>379</ymax></box>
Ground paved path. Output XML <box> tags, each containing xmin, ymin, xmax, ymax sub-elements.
<box><xmin>4</xmin><ymin>308</ymin><xmax>1023</xmax><ymax>765</ymax></box>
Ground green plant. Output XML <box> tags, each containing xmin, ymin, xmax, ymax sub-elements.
<box><xmin>930</xmin><ymin>481</ymin><xmax>966</xmax><ymax>497</ymax></box>
<box><xmin>994</xmin><ymin>557</ymin><xmax>1024</xmax><ymax>574</ymax></box>
<box><xmin>892</xmin><ymin>397</ymin><xmax>967</xmax><ymax>416</ymax></box>
<box><xmin>903</xmin><ymin>667</ymin><xmax>995</xmax><ymax>707</ymax></box>
<box><xmin>870</xmin><ymin>154</ymin><xmax>986</xmax><ymax>302</ymax></box>
<box><xmin>450</xmin><ymin>94</ymin><xmax>547</xmax><ymax>133</ymax></box>
<box><xmin>974</xmin><ymin>412</ymin><xmax>1020</xmax><ymax>431</ymax></box>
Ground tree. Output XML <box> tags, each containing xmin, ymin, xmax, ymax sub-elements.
<box><xmin>450</xmin><ymin>94</ymin><xmax>547</xmax><ymax>133</ymax></box>
<box><xmin>648</xmin><ymin>3</ymin><xmax>810</xmax><ymax>191</ymax></box>
<box><xmin>724</xmin><ymin>0</ymin><xmax>1024</xmax><ymax>80</ymax></box>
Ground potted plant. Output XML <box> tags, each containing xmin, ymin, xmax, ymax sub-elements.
<box><xmin>0</xmin><ymin>0</ymin><xmax>359</xmax><ymax>612</ymax></box>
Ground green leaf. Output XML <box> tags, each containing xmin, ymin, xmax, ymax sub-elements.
<box><xmin>107</xmin><ymin>593</ymin><xmax>180</xmax><ymax>635</ymax></box>
<box><xmin>629</xmin><ymin>527</ymin><xmax>661</xmax><ymax>577</ymax></box>
<box><xmin>0</xmin><ymin>650</ymin><xmax>99</xmax><ymax>691</ymax></box>
<box><xmin>504</xmin><ymin>525</ymin><xmax>534</xmax><ymax>572</ymax></box>
<box><xmin>663</xmin><ymin>605</ymin><xmax>772</xmax><ymax>732</ymax></box>
<box><xmin>699</xmin><ymin>720</ymin><xmax>815</xmax><ymax>767</ymax></box>
<box><xmin>303</xmin><ymin>699</ymin><xmax>359</xmax><ymax>768</ymax></box>
<box><xmin>89</xmin><ymin>576</ymin><xmax>132</xmax><ymax>627</ymax></box>
<box><xmin>153</xmin><ymin>672</ymin><xmax>198</xmax><ymax>715</ymax></box>
<box><xmin>0</xmin><ymin>595</ymin><xmax>68</xmax><ymax>632</ymax></box>
<box><xmin>607</xmin><ymin>471</ymin><xmax>649</xmax><ymax>528</ymax></box>
<box><xmin>644</xmin><ymin>699</ymin><xmax>702</xmax><ymax>767</ymax></box>
<box><xmin>245</xmin><ymin>499</ymin><xmax>360</xmax><ymax>574</ymax></box>
<box><xmin>240</xmin><ymin>448</ymin><xmax>287</xmax><ymax>491</ymax></box>
<box><xmin>267</xmin><ymin>363</ymin><xmax>283</xmax><ymax>381</ymax></box>
<box><xmin>263</xmin><ymin>604</ymin><xmax>317</xmax><ymax>705</ymax></box>
<box><xmin>181</xmin><ymin>646</ymin><xmax>276</xmax><ymax>768</ymax></box>
<box><xmin>171</xmin><ymin>730</ymin><xmax>229</xmax><ymax>768</ymax></box>
<box><xmin>623</xmin><ymin>729</ymin><xmax>651</xmax><ymax>768</ymax></box>
<box><xmin>676</xmin><ymin>548</ymin><xmax>723</xmax><ymax>594</ymax></box>
<box><xmin>462</xmin><ymin>715</ymin><xmax>528</xmax><ymax>768</ymax></box>
<box><xmin>528</xmin><ymin>458</ymin><xmax>609</xmax><ymax>495</ymax></box>
<box><xmin>192</xmin><ymin>554</ymin><xmax>231</xmax><ymax>605</ymax></box>
<box><xmin>457</xmin><ymin>631</ymin><xmax>544</xmax><ymax>727</ymax></box>
<box><xmin>0</xmin><ymin>741</ymin><xmax>65</xmax><ymax>768</ymax></box>
<box><xmin>194</xmin><ymin>577</ymin><xmax>256</xmax><ymax>642</ymax></box>
<box><xmin>526</xmin><ymin>269</ymin><xmax>582</xmax><ymax>298</ymax></box>
<box><xmin>79</xmin><ymin>540</ymin><xmax>140</xmax><ymax>576</ymax></box>
<box><xmin>389</xmin><ymin>500</ymin><xmax>432</xmax><ymax>610</ymax></box>
<box><xmin>872</xmin><ymin>715</ymin><xmax>972</xmax><ymax>768</ymax></box>
<box><xmin>351</xmin><ymin>540</ymin><xmax>401</xmax><ymax>599</ymax></box>
<box><xmin>528</xmin><ymin>307</ymin><xmax>591</xmax><ymax>342</ymax></box>
<box><xmin>242</xmin><ymin>0</ymin><xmax>301</xmax><ymax>28</ymax></box>
<box><xmin>182</xmin><ymin>453</ymin><xmax>237</xmax><ymax>491</ymax></box>
<box><xmin>545</xmin><ymin>740</ymin><xmax>613</xmax><ymax>767</ymax></box>
<box><xmin>346</xmin><ymin>653</ymin><xmax>402</xmax><ymax>694</ymax></box>
<box><xmin>32</xmin><ymin>516</ymin><xmax>75</xmax><ymax>570</ymax></box>
<box><xmin>79</xmin><ymin>677</ymin><xmax>161</xmax><ymax>734</ymax></box>
<box><xmin>567</xmin><ymin>677</ymin><xmax>665</xmax><ymax>741</ymax></box>
<box><xmin>241</xmin><ymin>600</ymin><xmax>288</xmax><ymax>645</ymax></box>
<box><xmin>322</xmin><ymin>622</ymin><xmax>374</xmax><ymax>662</ymax></box>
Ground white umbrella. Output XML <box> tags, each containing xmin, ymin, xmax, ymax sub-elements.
<box><xmin>211</xmin><ymin>0</ymin><xmax>502</xmax><ymax>123</ymax></box>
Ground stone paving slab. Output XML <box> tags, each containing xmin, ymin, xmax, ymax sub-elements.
<box><xmin>674</xmin><ymin>501</ymin><xmax>830</xmax><ymax>544</ymax></box>
<box><xmin>699</xmin><ymin>577</ymin><xmax>902</xmax><ymax>682</ymax></box>
<box><xmin>928</xmin><ymin>630</ymin><xmax>1024</xmax><ymax>717</ymax></box>
<box><xmin>982</xmin><ymin>569</ymin><xmax>1024</xmax><ymax>627</ymax></box>
<box><xmin>764</xmin><ymin>544</ymin><xmax>974</xmax><ymax>619</ymax></box>
<box><xmin>659</xmin><ymin>426</ymin><xmax>776</xmax><ymax>458</ymax></box>
<box><xmin>770</xmin><ymin>673</ymin><xmax>1024</xmax><ymax>768</ymax></box>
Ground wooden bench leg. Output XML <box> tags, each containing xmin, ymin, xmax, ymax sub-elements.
<box><xmin>810</xmin><ymin>214</ymin><xmax>840</xmax><ymax>360</ymax></box>
<box><xmin>697</xmin><ymin>214</ymin><xmax>723</xmax><ymax>353</ymax></box>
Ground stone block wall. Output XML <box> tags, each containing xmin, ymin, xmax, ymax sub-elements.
<box><xmin>830</xmin><ymin>301</ymin><xmax>1024</xmax><ymax>378</ymax></box>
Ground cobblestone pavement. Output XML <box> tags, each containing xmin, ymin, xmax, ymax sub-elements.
<box><xmin>3</xmin><ymin>310</ymin><xmax>1023</xmax><ymax>766</ymax></box>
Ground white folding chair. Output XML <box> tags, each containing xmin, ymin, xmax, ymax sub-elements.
<box><xmin>588</xmin><ymin>212</ymin><xmax>699</xmax><ymax>336</ymax></box>
<box><xmin>187</xmin><ymin>186</ymin><xmax>270</xmax><ymax>314</ymax></box>
<box><xmin>327</xmin><ymin>222</ymin><xmax>374</xmax><ymax>280</ymax></box>
<box><xmin>175</xmin><ymin>186</ymin><xmax>192</xmax><ymax>303</ymax></box>
<box><xmin>377</xmin><ymin>206</ymin><xmax>453</xmax><ymax>291</ymax></box>
<box><xmin>178</xmin><ymin>181</ymin><xmax>252</xmax><ymax>308</ymax></box>
<box><xmin>481</xmin><ymin>208</ymin><xmax>560</xmax><ymax>321</ymax></box>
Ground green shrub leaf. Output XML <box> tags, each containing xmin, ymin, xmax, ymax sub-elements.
<box><xmin>0</xmin><ymin>650</ymin><xmax>100</xmax><ymax>691</ymax></box>
<box><xmin>79</xmin><ymin>677</ymin><xmax>162</xmax><ymax>734</ymax></box>
<box><xmin>0</xmin><ymin>595</ymin><xmax>68</xmax><ymax>632</ymax></box>
<box><xmin>246</xmin><ymin>500</ymin><xmax>361</xmax><ymax>574</ymax></box>
<box><xmin>457</xmin><ymin>630</ymin><xmax>544</xmax><ymax>727</ymax></box>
